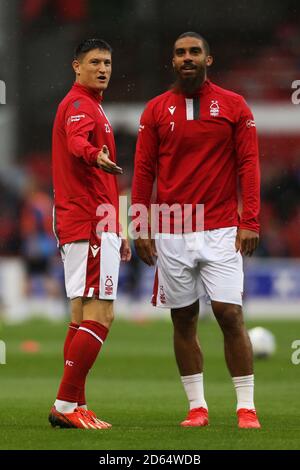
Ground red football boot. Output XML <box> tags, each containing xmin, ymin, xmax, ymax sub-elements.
<box><xmin>48</xmin><ymin>406</ymin><xmax>108</xmax><ymax>429</ymax></box>
<box><xmin>237</xmin><ymin>408</ymin><xmax>261</xmax><ymax>429</ymax></box>
<box><xmin>78</xmin><ymin>408</ymin><xmax>112</xmax><ymax>429</ymax></box>
<box><xmin>181</xmin><ymin>407</ymin><xmax>209</xmax><ymax>427</ymax></box>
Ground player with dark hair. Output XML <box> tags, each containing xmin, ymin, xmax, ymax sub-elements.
<box><xmin>49</xmin><ymin>38</ymin><xmax>131</xmax><ymax>429</ymax></box>
<box><xmin>132</xmin><ymin>32</ymin><xmax>261</xmax><ymax>429</ymax></box>
<box><xmin>176</xmin><ymin>31</ymin><xmax>210</xmax><ymax>55</ymax></box>
<box><xmin>74</xmin><ymin>38</ymin><xmax>112</xmax><ymax>59</ymax></box>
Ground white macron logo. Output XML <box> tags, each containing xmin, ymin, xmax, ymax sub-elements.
<box><xmin>90</xmin><ymin>245</ymin><xmax>100</xmax><ymax>258</ymax></box>
<box><xmin>168</xmin><ymin>106</ymin><xmax>176</xmax><ymax>115</ymax></box>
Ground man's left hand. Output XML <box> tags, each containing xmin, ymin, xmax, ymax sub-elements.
<box><xmin>235</xmin><ymin>229</ymin><xmax>259</xmax><ymax>256</ymax></box>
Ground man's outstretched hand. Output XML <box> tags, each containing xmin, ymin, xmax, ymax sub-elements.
<box><xmin>97</xmin><ymin>145</ymin><xmax>123</xmax><ymax>174</ymax></box>
<box><xmin>235</xmin><ymin>228</ymin><xmax>259</xmax><ymax>256</ymax></box>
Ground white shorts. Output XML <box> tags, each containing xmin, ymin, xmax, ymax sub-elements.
<box><xmin>152</xmin><ymin>227</ymin><xmax>243</xmax><ymax>308</ymax></box>
<box><xmin>60</xmin><ymin>232</ymin><xmax>121</xmax><ymax>300</ymax></box>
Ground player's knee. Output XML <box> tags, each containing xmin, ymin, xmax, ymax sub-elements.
<box><xmin>82</xmin><ymin>298</ymin><xmax>114</xmax><ymax>328</ymax></box>
<box><xmin>70</xmin><ymin>297</ymin><xmax>83</xmax><ymax>324</ymax></box>
<box><xmin>103</xmin><ymin>308</ymin><xmax>114</xmax><ymax>328</ymax></box>
<box><xmin>214</xmin><ymin>304</ymin><xmax>244</xmax><ymax>333</ymax></box>
<box><xmin>171</xmin><ymin>302</ymin><xmax>199</xmax><ymax>321</ymax></box>
<box><xmin>171</xmin><ymin>306</ymin><xmax>199</xmax><ymax>339</ymax></box>
<box><xmin>171</xmin><ymin>311</ymin><xmax>197</xmax><ymax>330</ymax></box>
<box><xmin>96</xmin><ymin>303</ymin><xmax>114</xmax><ymax>329</ymax></box>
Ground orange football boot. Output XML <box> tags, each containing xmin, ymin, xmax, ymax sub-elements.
<box><xmin>78</xmin><ymin>408</ymin><xmax>112</xmax><ymax>429</ymax></box>
<box><xmin>237</xmin><ymin>408</ymin><xmax>261</xmax><ymax>429</ymax></box>
<box><xmin>48</xmin><ymin>406</ymin><xmax>109</xmax><ymax>429</ymax></box>
<box><xmin>181</xmin><ymin>407</ymin><xmax>209</xmax><ymax>427</ymax></box>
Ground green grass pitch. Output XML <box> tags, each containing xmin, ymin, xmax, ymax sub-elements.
<box><xmin>0</xmin><ymin>316</ymin><xmax>299</xmax><ymax>450</ymax></box>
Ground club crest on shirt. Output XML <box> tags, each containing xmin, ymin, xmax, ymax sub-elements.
<box><xmin>246</xmin><ymin>119</ymin><xmax>256</xmax><ymax>128</ymax></box>
<box><xmin>210</xmin><ymin>100</ymin><xmax>219</xmax><ymax>117</ymax></box>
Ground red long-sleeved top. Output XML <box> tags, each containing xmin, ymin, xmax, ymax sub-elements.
<box><xmin>52</xmin><ymin>83</ymin><xmax>119</xmax><ymax>245</ymax></box>
<box><xmin>132</xmin><ymin>80</ymin><xmax>260</xmax><ymax>234</ymax></box>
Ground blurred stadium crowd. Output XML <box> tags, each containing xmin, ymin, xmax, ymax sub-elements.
<box><xmin>0</xmin><ymin>0</ymin><xmax>299</xmax><ymax>305</ymax></box>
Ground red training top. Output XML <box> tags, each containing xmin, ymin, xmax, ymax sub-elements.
<box><xmin>132</xmin><ymin>80</ymin><xmax>260</xmax><ymax>234</ymax></box>
<box><xmin>52</xmin><ymin>82</ymin><xmax>119</xmax><ymax>245</ymax></box>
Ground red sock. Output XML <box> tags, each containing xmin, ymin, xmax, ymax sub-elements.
<box><xmin>57</xmin><ymin>320</ymin><xmax>108</xmax><ymax>403</ymax></box>
<box><xmin>63</xmin><ymin>322</ymin><xmax>86</xmax><ymax>406</ymax></box>
<box><xmin>63</xmin><ymin>322</ymin><xmax>79</xmax><ymax>361</ymax></box>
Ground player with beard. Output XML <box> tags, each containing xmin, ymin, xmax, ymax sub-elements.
<box><xmin>132</xmin><ymin>32</ymin><xmax>261</xmax><ymax>429</ymax></box>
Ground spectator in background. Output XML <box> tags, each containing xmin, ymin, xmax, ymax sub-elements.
<box><xmin>20</xmin><ymin>176</ymin><xmax>59</xmax><ymax>297</ymax></box>
<box><xmin>0</xmin><ymin>179</ymin><xmax>21</xmax><ymax>255</ymax></box>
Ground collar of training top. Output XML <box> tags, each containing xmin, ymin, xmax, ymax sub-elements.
<box><xmin>72</xmin><ymin>82</ymin><xmax>103</xmax><ymax>102</ymax></box>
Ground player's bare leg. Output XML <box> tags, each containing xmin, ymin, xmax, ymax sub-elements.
<box><xmin>211</xmin><ymin>302</ymin><xmax>252</xmax><ymax>376</ymax></box>
<box><xmin>70</xmin><ymin>297</ymin><xmax>83</xmax><ymax>324</ymax></box>
<box><xmin>171</xmin><ymin>300</ymin><xmax>202</xmax><ymax>375</ymax></box>
<box><xmin>82</xmin><ymin>297</ymin><xmax>114</xmax><ymax>328</ymax></box>
<box><xmin>211</xmin><ymin>301</ymin><xmax>261</xmax><ymax>428</ymax></box>
<box><xmin>171</xmin><ymin>301</ymin><xmax>208</xmax><ymax>427</ymax></box>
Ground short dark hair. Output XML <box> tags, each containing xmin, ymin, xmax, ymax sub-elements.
<box><xmin>74</xmin><ymin>38</ymin><xmax>112</xmax><ymax>60</ymax></box>
<box><xmin>175</xmin><ymin>32</ymin><xmax>210</xmax><ymax>56</ymax></box>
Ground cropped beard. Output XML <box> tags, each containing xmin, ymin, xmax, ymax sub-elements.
<box><xmin>172</xmin><ymin>66</ymin><xmax>206</xmax><ymax>95</ymax></box>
